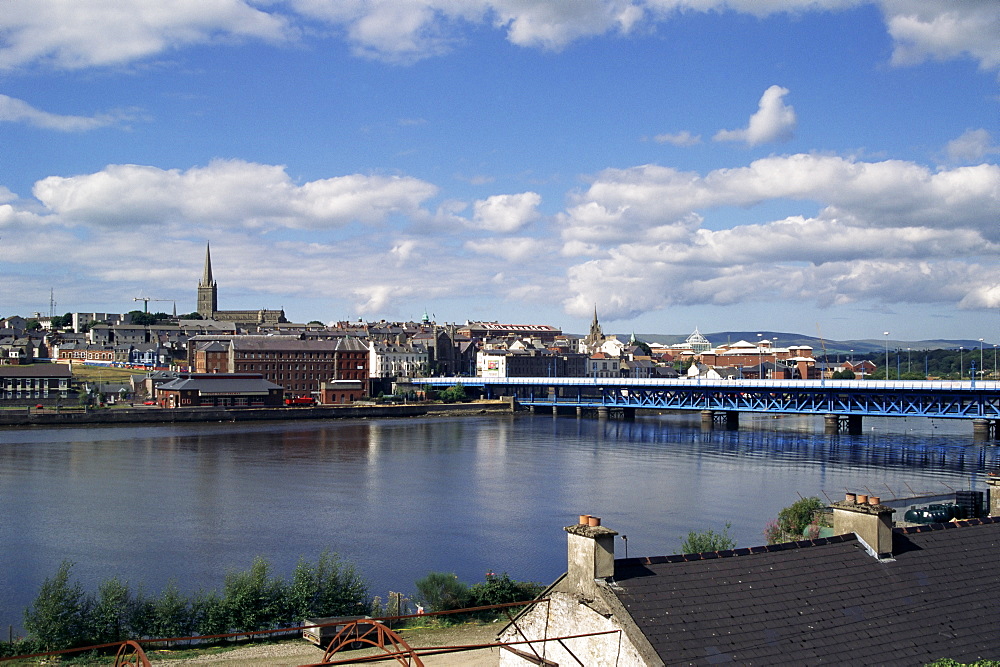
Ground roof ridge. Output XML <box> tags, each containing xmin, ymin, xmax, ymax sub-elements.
<box><xmin>618</xmin><ymin>533</ymin><xmax>858</xmax><ymax>566</ymax></box>
<box><xmin>894</xmin><ymin>515</ymin><xmax>1000</xmax><ymax>534</ymax></box>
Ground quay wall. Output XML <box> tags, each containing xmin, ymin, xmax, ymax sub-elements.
<box><xmin>0</xmin><ymin>400</ymin><xmax>515</xmax><ymax>427</ymax></box>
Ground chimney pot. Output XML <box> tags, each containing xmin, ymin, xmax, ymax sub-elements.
<box><xmin>869</xmin><ymin>496</ymin><xmax>880</xmax><ymax>505</ymax></box>
<box><xmin>588</xmin><ymin>516</ymin><xmax>601</xmax><ymax>527</ymax></box>
<box><xmin>856</xmin><ymin>494</ymin><xmax>868</xmax><ymax>504</ymax></box>
<box><xmin>579</xmin><ymin>514</ymin><xmax>591</xmax><ymax>525</ymax></box>
<box><xmin>845</xmin><ymin>492</ymin><xmax>856</xmax><ymax>503</ymax></box>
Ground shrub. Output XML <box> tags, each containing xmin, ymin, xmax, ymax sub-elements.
<box><xmin>467</xmin><ymin>572</ymin><xmax>544</xmax><ymax>610</ymax></box>
<box><xmin>679</xmin><ymin>523</ymin><xmax>736</xmax><ymax>554</ymax></box>
<box><xmin>415</xmin><ymin>572</ymin><xmax>469</xmax><ymax>612</ymax></box>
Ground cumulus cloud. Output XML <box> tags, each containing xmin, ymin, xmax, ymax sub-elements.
<box><xmin>0</xmin><ymin>0</ymin><xmax>290</xmax><ymax>70</ymax></box>
<box><xmin>560</xmin><ymin>155</ymin><xmax>1000</xmax><ymax>245</ymax></box>
<box><xmin>32</xmin><ymin>160</ymin><xmax>438</xmax><ymax>229</ymax></box>
<box><xmin>1</xmin><ymin>0</ymin><xmax>998</xmax><ymax>72</ymax></box>
<box><xmin>882</xmin><ymin>0</ymin><xmax>1000</xmax><ymax>70</ymax></box>
<box><xmin>470</xmin><ymin>192</ymin><xmax>542</xmax><ymax>233</ymax></box>
<box><xmin>0</xmin><ymin>94</ymin><xmax>139</xmax><ymax>131</ymax></box>
<box><xmin>945</xmin><ymin>129</ymin><xmax>999</xmax><ymax>163</ymax></box>
<box><xmin>714</xmin><ymin>85</ymin><xmax>796</xmax><ymax>146</ymax></box>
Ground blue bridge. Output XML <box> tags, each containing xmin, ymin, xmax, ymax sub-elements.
<box><xmin>412</xmin><ymin>377</ymin><xmax>1000</xmax><ymax>436</ymax></box>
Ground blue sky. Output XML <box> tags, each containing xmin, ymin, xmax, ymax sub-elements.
<box><xmin>0</xmin><ymin>0</ymin><xmax>997</xmax><ymax>341</ymax></box>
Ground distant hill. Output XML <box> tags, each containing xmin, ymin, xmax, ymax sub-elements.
<box><xmin>611</xmin><ymin>331</ymin><xmax>987</xmax><ymax>357</ymax></box>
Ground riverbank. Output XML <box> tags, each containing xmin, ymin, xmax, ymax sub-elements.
<box><xmin>0</xmin><ymin>400</ymin><xmax>516</xmax><ymax>426</ymax></box>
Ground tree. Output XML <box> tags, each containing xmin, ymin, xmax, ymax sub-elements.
<box><xmin>221</xmin><ymin>557</ymin><xmax>286</xmax><ymax>633</ymax></box>
<box><xmin>24</xmin><ymin>561</ymin><xmax>90</xmax><ymax>651</ymax></box>
<box><xmin>831</xmin><ymin>369</ymin><xmax>855</xmax><ymax>379</ymax></box>
<box><xmin>88</xmin><ymin>577</ymin><xmax>135</xmax><ymax>644</ymax></box>
<box><xmin>679</xmin><ymin>523</ymin><xmax>736</xmax><ymax>554</ymax></box>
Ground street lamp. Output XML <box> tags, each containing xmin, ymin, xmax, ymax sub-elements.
<box><xmin>883</xmin><ymin>332</ymin><xmax>889</xmax><ymax>380</ymax></box>
<box><xmin>979</xmin><ymin>338</ymin><xmax>985</xmax><ymax>375</ymax></box>
<box><xmin>960</xmin><ymin>346</ymin><xmax>964</xmax><ymax>379</ymax></box>
<box><xmin>994</xmin><ymin>344</ymin><xmax>998</xmax><ymax>379</ymax></box>
<box><xmin>757</xmin><ymin>333</ymin><xmax>763</xmax><ymax>380</ymax></box>
<box><xmin>773</xmin><ymin>337</ymin><xmax>779</xmax><ymax>379</ymax></box>
<box><xmin>907</xmin><ymin>347</ymin><xmax>911</xmax><ymax>375</ymax></box>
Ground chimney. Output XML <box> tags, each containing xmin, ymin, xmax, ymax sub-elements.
<box><xmin>564</xmin><ymin>514</ymin><xmax>618</xmax><ymax>596</ymax></box>
<box><xmin>832</xmin><ymin>493</ymin><xmax>894</xmax><ymax>559</ymax></box>
<box><xmin>986</xmin><ymin>474</ymin><xmax>1000</xmax><ymax>517</ymax></box>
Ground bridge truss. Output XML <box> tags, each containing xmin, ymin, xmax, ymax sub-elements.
<box><xmin>414</xmin><ymin>378</ymin><xmax>1000</xmax><ymax>421</ymax></box>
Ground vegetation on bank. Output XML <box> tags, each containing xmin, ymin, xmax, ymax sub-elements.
<box><xmin>3</xmin><ymin>557</ymin><xmax>543</xmax><ymax>660</ymax></box>
<box><xmin>2</xmin><ymin>552</ymin><xmax>367</xmax><ymax>658</ymax></box>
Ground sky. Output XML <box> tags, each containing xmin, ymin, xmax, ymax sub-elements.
<box><xmin>0</xmin><ymin>0</ymin><xmax>998</xmax><ymax>342</ymax></box>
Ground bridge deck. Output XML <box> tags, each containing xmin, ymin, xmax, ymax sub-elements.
<box><xmin>412</xmin><ymin>378</ymin><xmax>1000</xmax><ymax>420</ymax></box>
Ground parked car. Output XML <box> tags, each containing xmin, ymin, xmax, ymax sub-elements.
<box><xmin>284</xmin><ymin>396</ymin><xmax>316</xmax><ymax>406</ymax></box>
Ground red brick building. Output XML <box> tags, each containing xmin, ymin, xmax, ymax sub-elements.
<box><xmin>188</xmin><ymin>335</ymin><xmax>369</xmax><ymax>400</ymax></box>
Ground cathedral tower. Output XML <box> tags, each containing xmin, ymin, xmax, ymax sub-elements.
<box><xmin>197</xmin><ymin>243</ymin><xmax>218</xmax><ymax>318</ymax></box>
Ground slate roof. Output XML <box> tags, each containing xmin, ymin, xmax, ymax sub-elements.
<box><xmin>157</xmin><ymin>375</ymin><xmax>282</xmax><ymax>395</ymax></box>
<box><xmin>610</xmin><ymin>518</ymin><xmax>1000</xmax><ymax>666</ymax></box>
<box><xmin>0</xmin><ymin>364</ymin><xmax>72</xmax><ymax>378</ymax></box>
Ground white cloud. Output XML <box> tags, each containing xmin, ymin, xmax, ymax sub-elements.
<box><xmin>653</xmin><ymin>130</ymin><xmax>701</xmax><ymax>146</ymax></box>
<box><xmin>945</xmin><ymin>129</ymin><xmax>999</xmax><ymax>163</ymax></box>
<box><xmin>465</xmin><ymin>236</ymin><xmax>548</xmax><ymax>262</ymax></box>
<box><xmin>560</xmin><ymin>155</ymin><xmax>1000</xmax><ymax>245</ymax></box>
<box><xmin>1</xmin><ymin>1</ymin><xmax>998</xmax><ymax>72</ymax></box>
<box><xmin>470</xmin><ymin>192</ymin><xmax>542</xmax><ymax>232</ymax></box>
<box><xmin>0</xmin><ymin>94</ymin><xmax>139</xmax><ymax>131</ymax></box>
<box><xmin>714</xmin><ymin>85</ymin><xmax>796</xmax><ymax>146</ymax></box>
<box><xmin>882</xmin><ymin>0</ymin><xmax>1000</xmax><ymax>70</ymax></box>
<box><xmin>0</xmin><ymin>0</ymin><xmax>290</xmax><ymax>70</ymax></box>
<box><xmin>31</xmin><ymin>160</ymin><xmax>439</xmax><ymax>229</ymax></box>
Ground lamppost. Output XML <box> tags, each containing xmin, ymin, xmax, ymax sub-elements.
<box><xmin>979</xmin><ymin>338</ymin><xmax>985</xmax><ymax>375</ymax></box>
<box><xmin>995</xmin><ymin>344</ymin><xmax>998</xmax><ymax>379</ymax></box>
<box><xmin>757</xmin><ymin>333</ymin><xmax>763</xmax><ymax>380</ymax></box>
<box><xmin>907</xmin><ymin>347</ymin><xmax>911</xmax><ymax>375</ymax></box>
<box><xmin>960</xmin><ymin>346</ymin><xmax>964</xmax><ymax>379</ymax></box>
<box><xmin>883</xmin><ymin>332</ymin><xmax>889</xmax><ymax>380</ymax></box>
<box><xmin>772</xmin><ymin>337</ymin><xmax>778</xmax><ymax>379</ymax></box>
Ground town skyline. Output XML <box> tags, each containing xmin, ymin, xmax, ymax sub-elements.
<box><xmin>0</xmin><ymin>1</ymin><xmax>997</xmax><ymax>341</ymax></box>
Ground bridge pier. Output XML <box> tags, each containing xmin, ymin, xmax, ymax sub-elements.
<box><xmin>824</xmin><ymin>414</ymin><xmax>864</xmax><ymax>435</ymax></box>
<box><xmin>622</xmin><ymin>407</ymin><xmax>636</xmax><ymax>421</ymax></box>
<box><xmin>597</xmin><ymin>406</ymin><xmax>609</xmax><ymax>420</ymax></box>
<box><xmin>576</xmin><ymin>406</ymin><xmax>583</xmax><ymax>418</ymax></box>
<box><xmin>973</xmin><ymin>419</ymin><xmax>998</xmax><ymax>441</ymax></box>
<box><xmin>700</xmin><ymin>410</ymin><xmax>739</xmax><ymax>430</ymax></box>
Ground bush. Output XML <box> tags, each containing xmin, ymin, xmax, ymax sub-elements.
<box><xmin>765</xmin><ymin>496</ymin><xmax>828</xmax><ymax>544</ymax></box>
<box><xmin>467</xmin><ymin>572</ymin><xmax>544</xmax><ymax>610</ymax></box>
<box><xmin>415</xmin><ymin>572</ymin><xmax>469</xmax><ymax>612</ymax></box>
<box><xmin>679</xmin><ymin>523</ymin><xmax>736</xmax><ymax>554</ymax></box>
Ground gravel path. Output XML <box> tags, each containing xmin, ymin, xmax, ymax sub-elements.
<box><xmin>149</xmin><ymin>622</ymin><xmax>502</xmax><ymax>666</ymax></box>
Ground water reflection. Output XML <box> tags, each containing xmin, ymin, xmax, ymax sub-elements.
<box><xmin>0</xmin><ymin>413</ymin><xmax>994</xmax><ymax>632</ymax></box>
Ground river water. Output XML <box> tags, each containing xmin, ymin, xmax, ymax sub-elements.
<box><xmin>0</xmin><ymin>412</ymin><xmax>995</xmax><ymax>632</ymax></box>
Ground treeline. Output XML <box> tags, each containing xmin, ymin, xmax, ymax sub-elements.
<box><xmin>823</xmin><ymin>347</ymin><xmax>998</xmax><ymax>380</ymax></box>
<box><xmin>4</xmin><ymin>551</ymin><xmax>367</xmax><ymax>657</ymax></box>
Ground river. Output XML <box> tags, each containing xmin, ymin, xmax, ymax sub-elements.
<box><xmin>0</xmin><ymin>411</ymin><xmax>995</xmax><ymax>632</ymax></box>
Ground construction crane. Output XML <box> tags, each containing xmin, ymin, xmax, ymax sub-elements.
<box><xmin>134</xmin><ymin>296</ymin><xmax>176</xmax><ymax>314</ymax></box>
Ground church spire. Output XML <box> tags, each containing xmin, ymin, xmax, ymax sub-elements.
<box><xmin>200</xmin><ymin>242</ymin><xmax>215</xmax><ymax>287</ymax></box>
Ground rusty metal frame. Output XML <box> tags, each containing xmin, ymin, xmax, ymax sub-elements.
<box><xmin>320</xmin><ymin>619</ymin><xmax>423</xmax><ymax>666</ymax></box>
<box><xmin>114</xmin><ymin>640</ymin><xmax>152</xmax><ymax>667</ymax></box>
